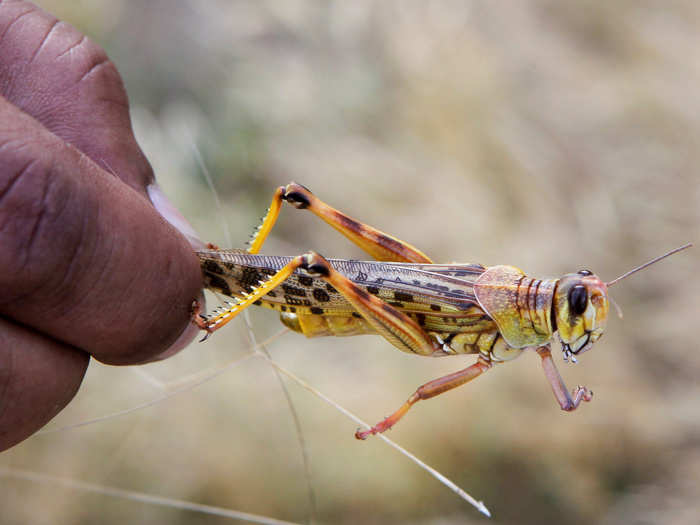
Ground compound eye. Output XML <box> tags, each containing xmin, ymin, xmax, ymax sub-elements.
<box><xmin>577</xmin><ymin>269</ymin><xmax>593</xmax><ymax>276</ymax></box>
<box><xmin>568</xmin><ymin>285</ymin><xmax>588</xmax><ymax>316</ymax></box>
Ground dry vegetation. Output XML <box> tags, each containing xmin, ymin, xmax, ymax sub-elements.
<box><xmin>2</xmin><ymin>1</ymin><xmax>698</xmax><ymax>524</ymax></box>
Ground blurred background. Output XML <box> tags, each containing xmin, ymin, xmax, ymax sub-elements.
<box><xmin>2</xmin><ymin>1</ymin><xmax>699</xmax><ymax>524</ymax></box>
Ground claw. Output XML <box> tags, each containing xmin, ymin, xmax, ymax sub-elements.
<box><xmin>355</xmin><ymin>415</ymin><xmax>394</xmax><ymax>440</ymax></box>
<box><xmin>355</xmin><ymin>427</ymin><xmax>376</xmax><ymax>440</ymax></box>
<box><xmin>191</xmin><ymin>299</ymin><xmax>214</xmax><ymax>341</ymax></box>
<box><xmin>562</xmin><ymin>344</ymin><xmax>577</xmax><ymax>363</ymax></box>
<box><xmin>574</xmin><ymin>385</ymin><xmax>593</xmax><ymax>402</ymax></box>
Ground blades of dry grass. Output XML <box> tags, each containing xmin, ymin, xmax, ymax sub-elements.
<box><xmin>257</xmin><ymin>353</ymin><xmax>492</xmax><ymax>518</ymax></box>
<box><xmin>0</xmin><ymin>466</ymin><xmax>301</xmax><ymax>525</ymax></box>
<box><xmin>35</xmin><ymin>329</ymin><xmax>288</xmax><ymax>435</ymax></box>
<box><xmin>192</xmin><ymin>139</ymin><xmax>319</xmax><ymax>523</ymax></box>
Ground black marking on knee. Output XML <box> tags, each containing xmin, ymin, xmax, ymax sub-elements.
<box><xmin>302</xmin><ymin>256</ymin><xmax>331</xmax><ymax>277</ymax></box>
<box><xmin>310</xmin><ymin>306</ymin><xmax>324</xmax><ymax>315</ymax></box>
<box><xmin>283</xmin><ymin>186</ymin><xmax>310</xmax><ymax>209</ymax></box>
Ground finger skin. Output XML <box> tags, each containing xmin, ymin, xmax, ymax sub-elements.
<box><xmin>0</xmin><ymin>0</ymin><xmax>154</xmax><ymax>193</ymax></box>
<box><xmin>0</xmin><ymin>97</ymin><xmax>202</xmax><ymax>365</ymax></box>
<box><xmin>0</xmin><ymin>2</ymin><xmax>206</xmax><ymax>451</ymax></box>
<box><xmin>0</xmin><ymin>2</ymin><xmax>204</xmax><ymax>363</ymax></box>
<box><xmin>0</xmin><ymin>317</ymin><xmax>89</xmax><ymax>451</ymax></box>
<box><xmin>0</xmin><ymin>2</ymin><xmax>206</xmax><ymax>452</ymax></box>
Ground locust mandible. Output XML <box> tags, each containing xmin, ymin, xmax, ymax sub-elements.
<box><xmin>192</xmin><ymin>182</ymin><xmax>691</xmax><ymax>439</ymax></box>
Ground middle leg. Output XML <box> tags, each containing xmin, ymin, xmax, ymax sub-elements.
<box><xmin>355</xmin><ymin>356</ymin><xmax>493</xmax><ymax>439</ymax></box>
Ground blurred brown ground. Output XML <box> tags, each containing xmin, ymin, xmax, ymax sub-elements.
<box><xmin>2</xmin><ymin>1</ymin><xmax>698</xmax><ymax>524</ymax></box>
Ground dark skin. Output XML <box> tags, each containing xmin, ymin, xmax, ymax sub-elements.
<box><xmin>0</xmin><ymin>1</ymin><xmax>203</xmax><ymax>451</ymax></box>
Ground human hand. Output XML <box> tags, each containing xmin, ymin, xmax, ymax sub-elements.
<box><xmin>0</xmin><ymin>1</ymin><xmax>203</xmax><ymax>451</ymax></box>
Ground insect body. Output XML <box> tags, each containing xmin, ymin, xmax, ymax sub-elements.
<box><xmin>200</xmin><ymin>253</ymin><xmax>496</xmax><ymax>353</ymax></box>
<box><xmin>193</xmin><ymin>183</ymin><xmax>690</xmax><ymax>439</ymax></box>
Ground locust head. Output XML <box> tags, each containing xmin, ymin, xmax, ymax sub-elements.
<box><xmin>553</xmin><ymin>271</ymin><xmax>609</xmax><ymax>362</ymax></box>
<box><xmin>553</xmin><ymin>243</ymin><xmax>691</xmax><ymax>363</ymax></box>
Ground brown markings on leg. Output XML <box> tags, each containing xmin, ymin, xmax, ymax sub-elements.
<box><xmin>281</xmin><ymin>182</ymin><xmax>433</xmax><ymax>263</ymax></box>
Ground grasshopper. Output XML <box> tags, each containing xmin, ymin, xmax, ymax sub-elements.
<box><xmin>192</xmin><ymin>182</ymin><xmax>691</xmax><ymax>439</ymax></box>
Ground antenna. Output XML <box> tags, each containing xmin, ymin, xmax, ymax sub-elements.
<box><xmin>606</xmin><ymin>243</ymin><xmax>692</xmax><ymax>287</ymax></box>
